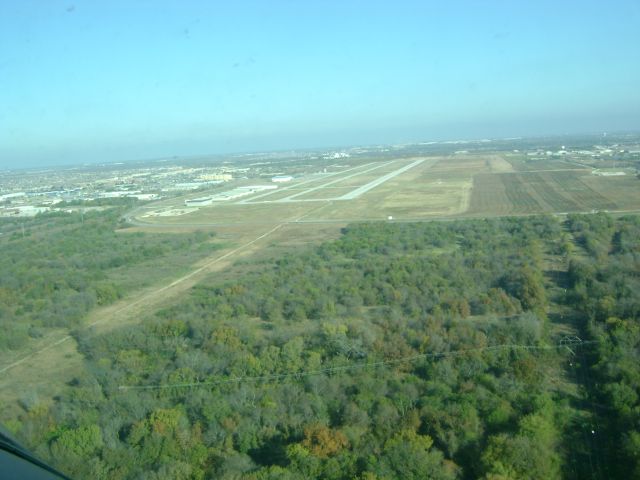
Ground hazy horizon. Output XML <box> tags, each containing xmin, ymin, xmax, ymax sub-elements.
<box><xmin>1</xmin><ymin>0</ymin><xmax>639</xmax><ymax>169</ymax></box>
<box><xmin>3</xmin><ymin>129</ymin><xmax>639</xmax><ymax>172</ymax></box>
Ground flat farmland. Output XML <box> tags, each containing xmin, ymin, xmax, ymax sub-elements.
<box><xmin>503</xmin><ymin>153</ymin><xmax>580</xmax><ymax>171</ymax></box>
<box><xmin>467</xmin><ymin>170</ymin><xmax>639</xmax><ymax>215</ymax></box>
<box><xmin>582</xmin><ymin>175</ymin><xmax>640</xmax><ymax>210</ymax></box>
<box><xmin>483</xmin><ymin>154</ymin><xmax>516</xmax><ymax>172</ymax></box>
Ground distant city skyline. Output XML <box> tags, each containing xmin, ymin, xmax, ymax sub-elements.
<box><xmin>1</xmin><ymin>0</ymin><xmax>639</xmax><ymax>168</ymax></box>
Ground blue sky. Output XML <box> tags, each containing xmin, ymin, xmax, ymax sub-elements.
<box><xmin>1</xmin><ymin>0</ymin><xmax>639</xmax><ymax>167</ymax></box>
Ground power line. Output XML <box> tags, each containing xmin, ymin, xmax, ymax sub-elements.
<box><xmin>574</xmin><ymin>345</ymin><xmax>609</xmax><ymax>480</ymax></box>
<box><xmin>118</xmin><ymin>337</ymin><xmax>600</xmax><ymax>392</ymax></box>
<box><xmin>568</xmin><ymin>345</ymin><xmax>599</xmax><ymax>479</ymax></box>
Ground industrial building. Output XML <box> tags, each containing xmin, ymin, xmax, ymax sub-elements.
<box><xmin>271</xmin><ymin>175</ymin><xmax>293</xmax><ymax>183</ymax></box>
<box><xmin>184</xmin><ymin>185</ymin><xmax>277</xmax><ymax>206</ymax></box>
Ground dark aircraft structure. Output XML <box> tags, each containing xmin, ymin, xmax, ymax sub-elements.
<box><xmin>0</xmin><ymin>428</ymin><xmax>70</xmax><ymax>480</ymax></box>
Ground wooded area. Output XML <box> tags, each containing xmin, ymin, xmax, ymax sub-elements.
<box><xmin>3</xmin><ymin>213</ymin><xmax>639</xmax><ymax>479</ymax></box>
<box><xmin>0</xmin><ymin>208</ymin><xmax>219</xmax><ymax>350</ymax></box>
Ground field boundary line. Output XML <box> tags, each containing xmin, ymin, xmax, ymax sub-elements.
<box><xmin>119</xmin><ymin>338</ymin><xmax>600</xmax><ymax>391</ymax></box>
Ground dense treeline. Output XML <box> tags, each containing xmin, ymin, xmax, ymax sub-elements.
<box><xmin>565</xmin><ymin>214</ymin><xmax>640</xmax><ymax>477</ymax></box>
<box><xmin>0</xmin><ymin>208</ymin><xmax>218</xmax><ymax>350</ymax></box>
<box><xmin>7</xmin><ymin>214</ymin><xmax>640</xmax><ymax>479</ymax></box>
